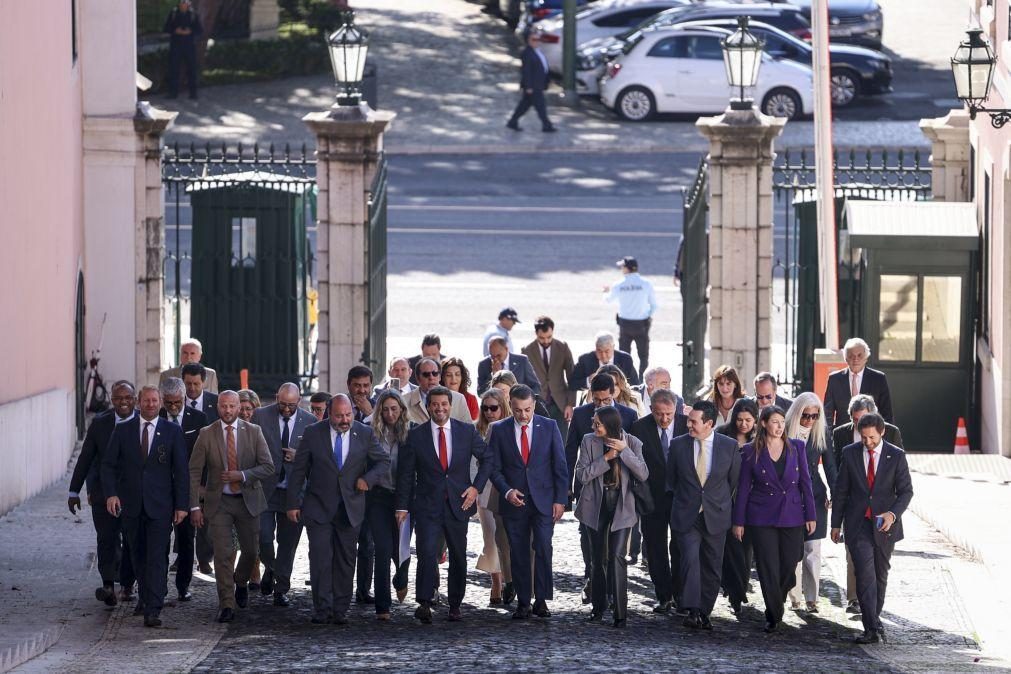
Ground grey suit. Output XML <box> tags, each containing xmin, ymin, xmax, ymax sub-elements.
<box><xmin>286</xmin><ymin>420</ymin><xmax>390</xmax><ymax>620</ymax></box>
<box><xmin>666</xmin><ymin>432</ymin><xmax>741</xmax><ymax>616</ymax></box>
<box><xmin>252</xmin><ymin>404</ymin><xmax>315</xmax><ymax>595</ymax></box>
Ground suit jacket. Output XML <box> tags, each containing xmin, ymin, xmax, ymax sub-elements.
<box><xmin>565</xmin><ymin>402</ymin><xmax>638</xmax><ymax>494</ymax></box>
<box><xmin>747</xmin><ymin>394</ymin><xmax>794</xmax><ymax>413</ymax></box>
<box><xmin>574</xmin><ymin>432</ymin><xmax>648</xmax><ymax>532</ymax></box>
<box><xmin>395</xmin><ymin>419</ymin><xmax>492</xmax><ymax>521</ymax></box>
<box><xmin>824</xmin><ymin>366</ymin><xmax>894</xmax><ymax>426</ymax></box>
<box><xmin>830</xmin><ymin>441</ymin><xmax>913</xmax><ymax>543</ymax></box>
<box><xmin>70</xmin><ymin>410</ymin><xmax>119</xmax><ymax>497</ymax></box>
<box><xmin>570</xmin><ymin>350</ymin><xmax>640</xmax><ymax>390</ymax></box>
<box><xmin>476</xmin><ymin>352</ymin><xmax>542</xmax><ymax>396</ymax></box>
<box><xmin>489</xmin><ymin>415</ymin><xmax>568</xmax><ymax>517</ymax></box>
<box><xmin>160</xmin><ymin>365</ymin><xmax>219</xmax><ymax>393</ymax></box>
<box><xmin>285</xmin><ymin>420</ymin><xmax>390</xmax><ymax>528</ymax></box>
<box><xmin>633</xmin><ymin>384</ymin><xmax>685</xmax><ymax>417</ymax></box>
<box><xmin>666</xmin><ymin>432</ymin><xmax>741</xmax><ymax>534</ymax></box>
<box><xmin>520</xmin><ymin>45</ymin><xmax>550</xmax><ymax>91</ymax></box>
<box><xmin>801</xmin><ymin>428</ymin><xmax>838</xmax><ymax>503</ymax></box>
<box><xmin>521</xmin><ymin>338</ymin><xmax>576</xmax><ymax>409</ymax></box>
<box><xmin>100</xmin><ymin>416</ymin><xmax>189</xmax><ymax>520</ymax></box>
<box><xmin>630</xmin><ymin>413</ymin><xmax>688</xmax><ymax>507</ymax></box>
<box><xmin>187</xmin><ymin>391</ymin><xmax>219</xmax><ymax>423</ymax></box>
<box><xmin>252</xmin><ymin>404</ymin><xmax>316</xmax><ymax>507</ymax></box>
<box><xmin>733</xmin><ymin>439</ymin><xmax>817</xmax><ymax>528</ymax></box>
<box><xmin>159</xmin><ymin>405</ymin><xmax>207</xmax><ymax>457</ymax></box>
<box><xmin>403</xmin><ymin>387</ymin><xmax>473</xmax><ymax>425</ymax></box>
<box><xmin>189</xmin><ymin>419</ymin><xmax>274</xmax><ymax>518</ymax></box>
<box><xmin>832</xmin><ymin>421</ymin><xmax>903</xmax><ymax>470</ymax></box>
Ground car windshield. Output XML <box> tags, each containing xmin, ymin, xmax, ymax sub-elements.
<box><xmin>615</xmin><ymin>5</ymin><xmax>693</xmax><ymax>40</ymax></box>
<box><xmin>622</xmin><ymin>30</ymin><xmax>647</xmax><ymax>55</ymax></box>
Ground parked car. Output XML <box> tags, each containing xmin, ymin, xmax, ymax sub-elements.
<box><xmin>781</xmin><ymin>0</ymin><xmax>883</xmax><ymax>49</ymax></box>
<box><xmin>599</xmin><ymin>26</ymin><xmax>814</xmax><ymax>120</ymax></box>
<box><xmin>534</xmin><ymin>0</ymin><xmax>693</xmax><ymax>73</ymax></box>
<box><xmin>676</xmin><ymin>18</ymin><xmax>891</xmax><ymax>106</ymax></box>
<box><xmin>515</xmin><ymin>0</ymin><xmax>594</xmax><ymax>37</ymax></box>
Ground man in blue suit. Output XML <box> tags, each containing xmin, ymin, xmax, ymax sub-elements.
<box><xmin>506</xmin><ymin>32</ymin><xmax>556</xmax><ymax>133</ymax></box>
<box><xmin>570</xmin><ymin>332</ymin><xmax>640</xmax><ymax>390</ymax></box>
<box><xmin>476</xmin><ymin>336</ymin><xmax>542</xmax><ymax>395</ymax></box>
<box><xmin>489</xmin><ymin>384</ymin><xmax>568</xmax><ymax>619</ymax></box>
<box><xmin>395</xmin><ymin>386</ymin><xmax>492</xmax><ymax>623</ymax></box>
<box><xmin>101</xmin><ymin>386</ymin><xmax>189</xmax><ymax>628</ymax></box>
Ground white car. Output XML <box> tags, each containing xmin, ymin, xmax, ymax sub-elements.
<box><xmin>599</xmin><ymin>26</ymin><xmax>814</xmax><ymax>120</ymax></box>
<box><xmin>534</xmin><ymin>0</ymin><xmax>692</xmax><ymax>74</ymax></box>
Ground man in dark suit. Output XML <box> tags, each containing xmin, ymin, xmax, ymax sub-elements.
<box><xmin>630</xmin><ymin>388</ymin><xmax>688</xmax><ymax>614</ymax></box>
<box><xmin>101</xmin><ymin>386</ymin><xmax>189</xmax><ymax>627</ymax></box>
<box><xmin>477</xmin><ymin>336</ymin><xmax>542</xmax><ymax>395</ymax></box>
<box><xmin>182</xmin><ymin>362</ymin><xmax>219</xmax><ymax>423</ymax></box>
<box><xmin>407</xmin><ymin>334</ymin><xmax>446</xmax><ymax>386</ymax></box>
<box><xmin>252</xmin><ymin>382</ymin><xmax>315</xmax><ymax>607</ymax></box>
<box><xmin>521</xmin><ymin>316</ymin><xmax>576</xmax><ymax>436</ymax></box>
<box><xmin>824</xmin><ymin>338</ymin><xmax>894</xmax><ymax>425</ymax></box>
<box><xmin>69</xmin><ymin>380</ymin><xmax>138</xmax><ymax>606</ymax></box>
<box><xmin>489</xmin><ymin>385</ymin><xmax>568</xmax><ymax>619</ymax></box>
<box><xmin>286</xmin><ymin>395</ymin><xmax>390</xmax><ymax>624</ymax></box>
<box><xmin>346</xmin><ymin>365</ymin><xmax>379</xmax><ymax>604</ymax></box>
<box><xmin>831</xmin><ymin>413</ymin><xmax>913</xmax><ymax>644</ymax></box>
<box><xmin>159</xmin><ymin>377</ymin><xmax>207</xmax><ymax>601</ymax></box>
<box><xmin>506</xmin><ymin>32</ymin><xmax>556</xmax><ymax>133</ymax></box>
<box><xmin>752</xmin><ymin>372</ymin><xmax>793</xmax><ymax>412</ymax></box>
<box><xmin>395</xmin><ymin>386</ymin><xmax>492</xmax><ymax>623</ymax></box>
<box><xmin>666</xmin><ymin>399</ymin><xmax>741</xmax><ymax>631</ymax></box>
<box><xmin>570</xmin><ymin>332</ymin><xmax>640</xmax><ymax>390</ymax></box>
<box><xmin>565</xmin><ymin>373</ymin><xmax>638</xmax><ymax>601</ymax></box>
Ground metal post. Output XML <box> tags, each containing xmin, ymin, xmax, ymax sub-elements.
<box><xmin>560</xmin><ymin>0</ymin><xmax>579</xmax><ymax>107</ymax></box>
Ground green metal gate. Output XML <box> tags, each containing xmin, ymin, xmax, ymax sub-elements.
<box><xmin>680</xmin><ymin>158</ymin><xmax>709</xmax><ymax>403</ymax></box>
<box><xmin>363</xmin><ymin>155</ymin><xmax>388</xmax><ymax>372</ymax></box>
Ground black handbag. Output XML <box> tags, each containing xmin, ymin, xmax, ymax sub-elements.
<box><xmin>630</xmin><ymin>476</ymin><xmax>655</xmax><ymax>516</ymax></box>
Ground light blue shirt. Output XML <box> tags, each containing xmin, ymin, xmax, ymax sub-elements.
<box><xmin>482</xmin><ymin>323</ymin><xmax>514</xmax><ymax>357</ymax></box>
<box><xmin>606</xmin><ymin>272</ymin><xmax>657</xmax><ymax>320</ymax></box>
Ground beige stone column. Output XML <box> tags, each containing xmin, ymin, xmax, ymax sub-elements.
<box><xmin>695</xmin><ymin>108</ymin><xmax>786</xmax><ymax>387</ymax></box>
<box><xmin>249</xmin><ymin>0</ymin><xmax>280</xmax><ymax>40</ymax></box>
<box><xmin>919</xmin><ymin>109</ymin><xmax>971</xmax><ymax>202</ymax></box>
<box><xmin>304</xmin><ymin>104</ymin><xmax>395</xmax><ymax>393</ymax></box>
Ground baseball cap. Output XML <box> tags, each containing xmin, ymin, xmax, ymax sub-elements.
<box><xmin>499</xmin><ymin>307</ymin><xmax>521</xmax><ymax>322</ymax></box>
<box><xmin>617</xmin><ymin>256</ymin><xmax>638</xmax><ymax>271</ymax></box>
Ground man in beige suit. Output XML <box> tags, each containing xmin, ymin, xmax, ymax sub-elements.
<box><xmin>522</xmin><ymin>316</ymin><xmax>576</xmax><ymax>437</ymax></box>
<box><xmin>160</xmin><ymin>338</ymin><xmax>219</xmax><ymax>393</ymax></box>
<box><xmin>189</xmin><ymin>391</ymin><xmax>274</xmax><ymax>623</ymax></box>
<box><xmin>404</xmin><ymin>357</ymin><xmax>473</xmax><ymax>424</ymax></box>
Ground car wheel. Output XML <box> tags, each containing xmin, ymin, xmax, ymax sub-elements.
<box><xmin>616</xmin><ymin>86</ymin><xmax>656</xmax><ymax>122</ymax></box>
<box><xmin>830</xmin><ymin>69</ymin><xmax>859</xmax><ymax>107</ymax></box>
<box><xmin>761</xmin><ymin>88</ymin><xmax>803</xmax><ymax>120</ymax></box>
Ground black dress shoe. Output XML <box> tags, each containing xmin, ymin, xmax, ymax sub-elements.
<box><xmin>248</xmin><ymin>581</ymin><xmax>260</xmax><ymax>592</ymax></box>
<box><xmin>144</xmin><ymin>614</ymin><xmax>162</xmax><ymax>628</ymax></box>
<box><xmin>217</xmin><ymin>608</ymin><xmax>235</xmax><ymax>623</ymax></box>
<box><xmin>119</xmin><ymin>585</ymin><xmax>135</xmax><ymax>602</ymax></box>
<box><xmin>235</xmin><ymin>585</ymin><xmax>248</xmax><ymax>609</ymax></box>
<box><xmin>512</xmin><ymin>605</ymin><xmax>532</xmax><ymax>620</ymax></box>
<box><xmin>506</xmin><ymin>120</ymin><xmax>521</xmax><ymax>131</ymax></box>
<box><xmin>699</xmin><ymin>615</ymin><xmax>713</xmax><ymax>631</ymax></box>
<box><xmin>447</xmin><ymin>606</ymin><xmax>463</xmax><ymax>622</ymax></box>
<box><xmin>133</xmin><ymin>603</ymin><xmax>146</xmax><ymax>617</ymax></box>
<box><xmin>652</xmin><ymin>600</ymin><xmax>672</xmax><ymax>614</ymax></box>
<box><xmin>730</xmin><ymin>598</ymin><xmax>742</xmax><ymax>616</ymax></box>
<box><xmin>542</xmin><ymin>125</ymin><xmax>558</xmax><ymax>133</ymax></box>
<box><xmin>532</xmin><ymin>599</ymin><xmax>550</xmax><ymax>618</ymax></box>
<box><xmin>613</xmin><ymin>618</ymin><xmax>627</xmax><ymax>628</ymax></box>
<box><xmin>854</xmin><ymin>630</ymin><xmax>880</xmax><ymax>644</ymax></box>
<box><xmin>502</xmin><ymin>582</ymin><xmax>516</xmax><ymax>606</ymax></box>
<box><xmin>273</xmin><ymin>592</ymin><xmax>290</xmax><ymax>607</ymax></box>
<box><xmin>96</xmin><ymin>585</ymin><xmax>117</xmax><ymax>607</ymax></box>
<box><xmin>330</xmin><ymin>614</ymin><xmax>348</xmax><ymax>625</ymax></box>
<box><xmin>587</xmin><ymin>611</ymin><xmax>604</xmax><ymax>623</ymax></box>
<box><xmin>261</xmin><ymin>569</ymin><xmax>274</xmax><ymax>595</ymax></box>
<box><xmin>198</xmin><ymin>562</ymin><xmax>213</xmax><ymax>575</ymax></box>
<box><xmin>580</xmin><ymin>582</ymin><xmax>592</xmax><ymax>605</ymax></box>
<box><xmin>414</xmin><ymin>603</ymin><xmax>433</xmax><ymax>624</ymax></box>
<box><xmin>311</xmin><ymin>615</ymin><xmax>328</xmax><ymax>624</ymax></box>
<box><xmin>356</xmin><ymin>591</ymin><xmax>375</xmax><ymax>604</ymax></box>
<box><xmin>683</xmin><ymin>611</ymin><xmax>702</xmax><ymax>629</ymax></box>
<box><xmin>178</xmin><ymin>591</ymin><xmax>193</xmax><ymax>602</ymax></box>
<box><xmin>764</xmin><ymin>620</ymin><xmax>778</xmax><ymax>633</ymax></box>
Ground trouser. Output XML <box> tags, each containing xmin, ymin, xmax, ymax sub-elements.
<box><xmin>676</xmin><ymin>513</ymin><xmax>726</xmax><ymax>616</ymax></box>
<box><xmin>847</xmin><ymin>519</ymin><xmax>894</xmax><ymax>633</ymax></box>
<box><xmin>629</xmin><ymin>520</ymin><xmax>642</xmax><ymax>560</ymax></box>
<box><xmin>589</xmin><ymin>488</ymin><xmax>629</xmax><ymax>620</ymax></box>
<box><xmin>508</xmin><ymin>89</ymin><xmax>551</xmax><ymax>129</ymax></box>
<box><xmin>750</xmin><ymin>525</ymin><xmax>805</xmax><ymax>625</ymax></box>
<box><xmin>369</xmin><ymin>488</ymin><xmax>410</xmax><ymax>614</ymax></box>
<box><xmin>641</xmin><ymin>506</ymin><xmax>676</xmax><ymax>604</ymax></box>
<box><xmin>356</xmin><ymin>500</ymin><xmax>375</xmax><ymax>598</ymax></box>
<box><xmin>617</xmin><ymin>317</ymin><xmax>651</xmax><ymax>379</ymax></box>
<box><xmin>196</xmin><ymin>519</ymin><xmax>214</xmax><ymax>567</ymax></box>
<box><xmin>580</xmin><ymin>522</ymin><xmax>592</xmax><ymax>579</ymax></box>
<box><xmin>846</xmin><ymin>549</ymin><xmax>858</xmax><ymax>602</ymax></box>
<box><xmin>209</xmin><ymin>494</ymin><xmax>259</xmax><ymax>610</ymax></box>
<box><xmin>415</xmin><ymin>502</ymin><xmax>469</xmax><ymax>608</ymax></box>
<box><xmin>121</xmin><ymin>509</ymin><xmax>171</xmax><ymax>618</ymax></box>
<box><xmin>90</xmin><ymin>493</ymin><xmax>135</xmax><ymax>588</ymax></box>
<box><xmin>305</xmin><ymin>504</ymin><xmax>359</xmax><ymax>619</ymax></box>
<box><xmin>788</xmin><ymin>539</ymin><xmax>823</xmax><ymax>605</ymax></box>
<box><xmin>503</xmin><ymin>502</ymin><xmax>555</xmax><ymax>607</ymax></box>
<box><xmin>493</xmin><ymin>511</ymin><xmax>513</xmax><ymax>583</ymax></box>
<box><xmin>259</xmin><ymin>504</ymin><xmax>303</xmax><ymax>594</ymax></box>
<box><xmin>167</xmin><ymin>44</ymin><xmax>198</xmax><ymax>97</ymax></box>
<box><xmin>174</xmin><ymin>517</ymin><xmax>195</xmax><ymax>594</ymax></box>
<box><xmin>721</xmin><ymin>529</ymin><xmax>753</xmax><ymax>605</ymax></box>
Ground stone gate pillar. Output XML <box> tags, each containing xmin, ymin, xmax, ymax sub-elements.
<box><xmin>920</xmin><ymin>109</ymin><xmax>971</xmax><ymax>202</ymax></box>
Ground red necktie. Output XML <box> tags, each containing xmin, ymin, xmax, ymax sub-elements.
<box><xmin>521</xmin><ymin>424</ymin><xmax>530</xmax><ymax>465</ymax></box>
<box><xmin>865</xmin><ymin>448</ymin><xmax>876</xmax><ymax>518</ymax></box>
<box><xmin>438</xmin><ymin>426</ymin><xmax>449</xmax><ymax>472</ymax></box>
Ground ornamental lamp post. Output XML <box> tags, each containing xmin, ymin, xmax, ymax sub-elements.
<box><xmin>327</xmin><ymin>10</ymin><xmax>370</xmax><ymax>108</ymax></box>
<box><xmin>721</xmin><ymin>16</ymin><xmax>764</xmax><ymax>111</ymax></box>
<box><xmin>950</xmin><ymin>28</ymin><xmax>1011</xmax><ymax>128</ymax></box>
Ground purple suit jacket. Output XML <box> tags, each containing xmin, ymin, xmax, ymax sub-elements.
<box><xmin>733</xmin><ymin>439</ymin><xmax>817</xmax><ymax>528</ymax></box>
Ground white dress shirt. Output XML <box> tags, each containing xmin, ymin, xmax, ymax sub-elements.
<box><xmin>221</xmin><ymin>420</ymin><xmax>245</xmax><ymax>493</ymax></box>
<box><xmin>431</xmin><ymin>420</ymin><xmax>452</xmax><ymax>465</ymax></box>
<box><xmin>330</xmin><ymin>425</ymin><xmax>351</xmax><ymax>467</ymax></box>
<box><xmin>187</xmin><ymin>392</ymin><xmax>205</xmax><ymax>412</ymax></box>
<box><xmin>693</xmin><ymin>432</ymin><xmax>715</xmax><ymax>480</ymax></box>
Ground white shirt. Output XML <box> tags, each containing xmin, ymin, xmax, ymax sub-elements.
<box><xmin>330</xmin><ymin>425</ymin><xmax>351</xmax><ymax>467</ymax></box>
<box><xmin>431</xmin><ymin>420</ymin><xmax>453</xmax><ymax>465</ymax></box>
<box><xmin>220</xmin><ymin>420</ymin><xmax>245</xmax><ymax>494</ymax></box>
<box><xmin>692</xmin><ymin>432</ymin><xmax>715</xmax><ymax>480</ymax></box>
<box><xmin>138</xmin><ymin>417</ymin><xmax>159</xmax><ymax>455</ymax></box>
<box><xmin>606</xmin><ymin>272</ymin><xmax>658</xmax><ymax>320</ymax></box>
<box><xmin>513</xmin><ymin>419</ymin><xmax>533</xmax><ymax>455</ymax></box>
<box><xmin>166</xmin><ymin>411</ymin><xmax>182</xmax><ymax>426</ymax></box>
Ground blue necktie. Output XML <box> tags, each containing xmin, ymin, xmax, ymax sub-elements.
<box><xmin>334</xmin><ymin>432</ymin><xmax>343</xmax><ymax>470</ymax></box>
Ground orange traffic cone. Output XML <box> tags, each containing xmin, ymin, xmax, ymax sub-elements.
<box><xmin>953</xmin><ymin>417</ymin><xmax>970</xmax><ymax>454</ymax></box>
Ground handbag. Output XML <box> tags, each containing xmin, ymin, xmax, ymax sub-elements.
<box><xmin>630</xmin><ymin>475</ymin><xmax>655</xmax><ymax>517</ymax></box>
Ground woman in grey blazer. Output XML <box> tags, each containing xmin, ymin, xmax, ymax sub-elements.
<box><xmin>574</xmin><ymin>406</ymin><xmax>648</xmax><ymax>628</ymax></box>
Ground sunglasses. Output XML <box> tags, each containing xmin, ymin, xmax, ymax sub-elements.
<box><xmin>800</xmin><ymin>413</ymin><xmax>821</xmax><ymax>421</ymax></box>
<box><xmin>756</xmin><ymin>394</ymin><xmax>775</xmax><ymax>401</ymax></box>
<box><xmin>481</xmin><ymin>405</ymin><xmax>500</xmax><ymax>413</ymax></box>
<box><xmin>420</xmin><ymin>371</ymin><xmax>440</xmax><ymax>378</ymax></box>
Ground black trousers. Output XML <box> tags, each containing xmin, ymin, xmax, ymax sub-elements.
<box><xmin>167</xmin><ymin>44</ymin><xmax>198</xmax><ymax>97</ymax></box>
<box><xmin>721</xmin><ymin>529</ymin><xmax>753</xmax><ymax>605</ymax></box>
<box><xmin>750</xmin><ymin>525</ymin><xmax>805</xmax><ymax>625</ymax></box>
<box><xmin>509</xmin><ymin>89</ymin><xmax>552</xmax><ymax>129</ymax></box>
<box><xmin>174</xmin><ymin>517</ymin><xmax>195</xmax><ymax>595</ymax></box>
<box><xmin>90</xmin><ymin>493</ymin><xmax>135</xmax><ymax>588</ymax></box>
<box><xmin>369</xmin><ymin>489</ymin><xmax>411</xmax><ymax>614</ymax></box>
<box><xmin>617</xmin><ymin>317</ymin><xmax>651</xmax><ymax>379</ymax></box>
<box><xmin>847</xmin><ymin>519</ymin><xmax>894</xmax><ymax>633</ymax></box>
<box><xmin>544</xmin><ymin>400</ymin><xmax>569</xmax><ymax>442</ymax></box>
<box><xmin>122</xmin><ymin>509</ymin><xmax>172</xmax><ymax>617</ymax></box>
<box><xmin>676</xmin><ymin>513</ymin><xmax>726</xmax><ymax>616</ymax></box>
<box><xmin>260</xmin><ymin>505</ymin><xmax>303</xmax><ymax>594</ymax></box>
<box><xmin>415</xmin><ymin>502</ymin><xmax>469</xmax><ymax>608</ymax></box>
<box><xmin>641</xmin><ymin>504</ymin><xmax>681</xmax><ymax>605</ymax></box>
<box><xmin>588</xmin><ymin>488</ymin><xmax>630</xmax><ymax>620</ymax></box>
<box><xmin>503</xmin><ymin>501</ymin><xmax>556</xmax><ymax>607</ymax></box>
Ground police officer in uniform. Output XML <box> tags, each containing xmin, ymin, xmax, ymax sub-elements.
<box><xmin>163</xmin><ymin>0</ymin><xmax>203</xmax><ymax>100</ymax></box>
<box><xmin>604</xmin><ymin>256</ymin><xmax>658</xmax><ymax>380</ymax></box>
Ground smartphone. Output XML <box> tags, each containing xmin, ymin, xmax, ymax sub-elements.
<box><xmin>875</xmin><ymin>515</ymin><xmax>885</xmax><ymax>531</ymax></box>
<box><xmin>114</xmin><ymin>503</ymin><xmax>122</xmax><ymax>517</ymax></box>
<box><xmin>391</xmin><ymin>377</ymin><xmax>401</xmax><ymax>391</ymax></box>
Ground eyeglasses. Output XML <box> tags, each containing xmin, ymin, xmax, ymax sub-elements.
<box><xmin>420</xmin><ymin>371</ymin><xmax>440</xmax><ymax>378</ymax></box>
<box><xmin>755</xmin><ymin>394</ymin><xmax>775</xmax><ymax>401</ymax></box>
<box><xmin>277</xmin><ymin>402</ymin><xmax>299</xmax><ymax>410</ymax></box>
<box><xmin>481</xmin><ymin>405</ymin><xmax>500</xmax><ymax>413</ymax></box>
<box><xmin>800</xmin><ymin>412</ymin><xmax>821</xmax><ymax>421</ymax></box>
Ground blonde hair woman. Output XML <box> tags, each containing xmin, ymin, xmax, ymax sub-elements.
<box><xmin>474</xmin><ymin>388</ymin><xmax>514</xmax><ymax>606</ymax></box>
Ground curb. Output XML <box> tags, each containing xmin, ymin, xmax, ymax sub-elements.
<box><xmin>385</xmin><ymin>142</ymin><xmax>710</xmax><ymax>156</ymax></box>
<box><xmin>0</xmin><ymin>626</ymin><xmax>63</xmax><ymax>674</ymax></box>
<box><xmin>907</xmin><ymin>473</ymin><xmax>987</xmax><ymax>566</ymax></box>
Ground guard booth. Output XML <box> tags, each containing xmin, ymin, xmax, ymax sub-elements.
<box><xmin>842</xmin><ymin>201</ymin><xmax>978</xmax><ymax>452</ymax></box>
<box><xmin>188</xmin><ymin>173</ymin><xmax>316</xmax><ymax>394</ymax></box>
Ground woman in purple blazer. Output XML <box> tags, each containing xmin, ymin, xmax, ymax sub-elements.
<box><xmin>731</xmin><ymin>406</ymin><xmax>816</xmax><ymax>633</ymax></box>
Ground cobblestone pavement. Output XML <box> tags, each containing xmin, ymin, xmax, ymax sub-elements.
<box><xmin>188</xmin><ymin>512</ymin><xmax>988</xmax><ymax>673</ymax></box>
